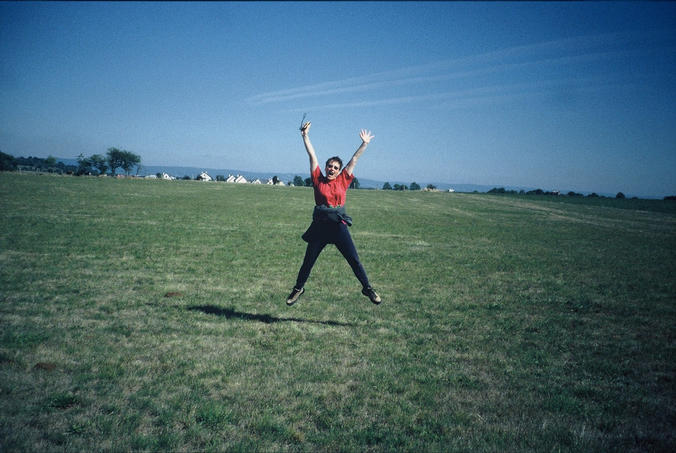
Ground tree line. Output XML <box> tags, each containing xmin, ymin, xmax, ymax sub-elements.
<box><xmin>381</xmin><ymin>182</ymin><xmax>436</xmax><ymax>191</ymax></box>
<box><xmin>487</xmin><ymin>186</ymin><xmax>633</xmax><ymax>199</ymax></box>
<box><xmin>0</xmin><ymin>148</ymin><xmax>141</xmax><ymax>177</ymax></box>
<box><xmin>76</xmin><ymin>148</ymin><xmax>141</xmax><ymax>177</ymax></box>
<box><xmin>0</xmin><ymin>153</ymin><xmax>74</xmax><ymax>174</ymax></box>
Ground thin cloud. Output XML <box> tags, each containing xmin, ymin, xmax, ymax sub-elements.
<box><xmin>253</xmin><ymin>48</ymin><xmax>653</xmax><ymax>107</ymax></box>
<box><xmin>246</xmin><ymin>30</ymin><xmax>671</xmax><ymax>110</ymax></box>
<box><xmin>287</xmin><ymin>75</ymin><xmax>637</xmax><ymax>113</ymax></box>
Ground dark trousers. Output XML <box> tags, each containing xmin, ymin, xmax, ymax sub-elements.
<box><xmin>295</xmin><ymin>222</ymin><xmax>370</xmax><ymax>290</ymax></box>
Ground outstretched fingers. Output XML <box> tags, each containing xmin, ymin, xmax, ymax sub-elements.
<box><xmin>360</xmin><ymin>129</ymin><xmax>374</xmax><ymax>144</ymax></box>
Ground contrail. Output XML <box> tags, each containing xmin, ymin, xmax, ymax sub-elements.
<box><xmin>246</xmin><ymin>30</ymin><xmax>672</xmax><ymax>110</ymax></box>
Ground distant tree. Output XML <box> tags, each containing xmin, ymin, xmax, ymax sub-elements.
<box><xmin>616</xmin><ymin>192</ymin><xmax>626</xmax><ymax>199</ymax></box>
<box><xmin>45</xmin><ymin>155</ymin><xmax>57</xmax><ymax>167</ymax></box>
<box><xmin>304</xmin><ymin>177</ymin><xmax>313</xmax><ymax>187</ymax></box>
<box><xmin>107</xmin><ymin>148</ymin><xmax>125</xmax><ymax>177</ymax></box>
<box><xmin>410</xmin><ymin>182</ymin><xmax>421</xmax><ymax>191</ymax></box>
<box><xmin>182</xmin><ymin>175</ymin><xmax>191</xmax><ymax>180</ymax></box>
<box><xmin>107</xmin><ymin>147</ymin><xmax>140</xmax><ymax>177</ymax></box>
<box><xmin>567</xmin><ymin>191</ymin><xmax>583</xmax><ymax>197</ymax></box>
<box><xmin>587</xmin><ymin>192</ymin><xmax>599</xmax><ymax>198</ymax></box>
<box><xmin>382</xmin><ymin>182</ymin><xmax>392</xmax><ymax>190</ymax></box>
<box><xmin>120</xmin><ymin>151</ymin><xmax>141</xmax><ymax>176</ymax></box>
<box><xmin>216</xmin><ymin>175</ymin><xmax>226</xmax><ymax>182</ymax></box>
<box><xmin>272</xmin><ymin>175</ymin><xmax>280</xmax><ymax>185</ymax></box>
<box><xmin>76</xmin><ymin>154</ymin><xmax>93</xmax><ymax>175</ymax></box>
<box><xmin>293</xmin><ymin>175</ymin><xmax>305</xmax><ymax>187</ymax></box>
<box><xmin>156</xmin><ymin>173</ymin><xmax>163</xmax><ymax>179</ymax></box>
<box><xmin>16</xmin><ymin>156</ymin><xmax>42</xmax><ymax>171</ymax></box>
<box><xmin>426</xmin><ymin>184</ymin><xmax>437</xmax><ymax>190</ymax></box>
<box><xmin>394</xmin><ymin>184</ymin><xmax>408</xmax><ymax>191</ymax></box>
<box><xmin>489</xmin><ymin>187</ymin><xmax>516</xmax><ymax>194</ymax></box>
<box><xmin>350</xmin><ymin>177</ymin><xmax>360</xmax><ymax>189</ymax></box>
<box><xmin>0</xmin><ymin>150</ymin><xmax>17</xmax><ymax>171</ymax></box>
<box><xmin>90</xmin><ymin>154</ymin><xmax>108</xmax><ymax>175</ymax></box>
<box><xmin>664</xmin><ymin>195</ymin><xmax>676</xmax><ymax>201</ymax></box>
<box><xmin>527</xmin><ymin>189</ymin><xmax>544</xmax><ymax>195</ymax></box>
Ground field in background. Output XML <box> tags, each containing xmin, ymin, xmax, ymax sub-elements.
<box><xmin>1</xmin><ymin>173</ymin><xmax>674</xmax><ymax>452</ymax></box>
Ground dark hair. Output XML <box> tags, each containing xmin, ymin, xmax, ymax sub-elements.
<box><xmin>325</xmin><ymin>156</ymin><xmax>343</xmax><ymax>169</ymax></box>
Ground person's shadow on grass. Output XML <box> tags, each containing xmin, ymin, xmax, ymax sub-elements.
<box><xmin>187</xmin><ymin>305</ymin><xmax>356</xmax><ymax>327</ymax></box>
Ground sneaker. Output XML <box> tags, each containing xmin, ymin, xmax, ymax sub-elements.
<box><xmin>362</xmin><ymin>287</ymin><xmax>382</xmax><ymax>304</ymax></box>
<box><xmin>286</xmin><ymin>287</ymin><xmax>304</xmax><ymax>306</ymax></box>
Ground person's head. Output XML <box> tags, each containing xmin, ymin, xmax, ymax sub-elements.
<box><xmin>325</xmin><ymin>156</ymin><xmax>343</xmax><ymax>180</ymax></box>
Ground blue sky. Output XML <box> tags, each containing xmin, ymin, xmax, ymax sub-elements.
<box><xmin>1</xmin><ymin>2</ymin><xmax>675</xmax><ymax>197</ymax></box>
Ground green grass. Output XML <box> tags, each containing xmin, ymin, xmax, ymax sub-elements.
<box><xmin>1</xmin><ymin>172</ymin><xmax>674</xmax><ymax>452</ymax></box>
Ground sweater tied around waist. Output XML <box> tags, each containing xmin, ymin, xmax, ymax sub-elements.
<box><xmin>312</xmin><ymin>205</ymin><xmax>353</xmax><ymax>226</ymax></box>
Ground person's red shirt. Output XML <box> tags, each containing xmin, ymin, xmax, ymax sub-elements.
<box><xmin>311</xmin><ymin>165</ymin><xmax>354</xmax><ymax>207</ymax></box>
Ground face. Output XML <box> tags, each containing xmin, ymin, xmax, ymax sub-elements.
<box><xmin>325</xmin><ymin>160</ymin><xmax>341</xmax><ymax>180</ymax></box>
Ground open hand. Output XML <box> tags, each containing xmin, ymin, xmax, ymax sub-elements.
<box><xmin>360</xmin><ymin>129</ymin><xmax>374</xmax><ymax>144</ymax></box>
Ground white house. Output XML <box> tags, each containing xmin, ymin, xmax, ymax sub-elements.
<box><xmin>234</xmin><ymin>175</ymin><xmax>248</xmax><ymax>184</ymax></box>
<box><xmin>251</xmin><ymin>179</ymin><xmax>262</xmax><ymax>184</ymax></box>
<box><xmin>161</xmin><ymin>172</ymin><xmax>173</xmax><ymax>180</ymax></box>
<box><xmin>197</xmin><ymin>171</ymin><xmax>213</xmax><ymax>181</ymax></box>
<box><xmin>226</xmin><ymin>175</ymin><xmax>236</xmax><ymax>183</ymax></box>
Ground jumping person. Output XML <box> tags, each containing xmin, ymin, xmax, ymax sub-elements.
<box><xmin>286</xmin><ymin>121</ymin><xmax>381</xmax><ymax>306</ymax></box>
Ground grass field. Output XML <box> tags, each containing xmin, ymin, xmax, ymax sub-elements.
<box><xmin>1</xmin><ymin>172</ymin><xmax>674</xmax><ymax>452</ymax></box>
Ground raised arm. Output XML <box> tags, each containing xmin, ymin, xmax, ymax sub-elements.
<box><xmin>344</xmin><ymin>129</ymin><xmax>374</xmax><ymax>176</ymax></box>
<box><xmin>300</xmin><ymin>122</ymin><xmax>319</xmax><ymax>173</ymax></box>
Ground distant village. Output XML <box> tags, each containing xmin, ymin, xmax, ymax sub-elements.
<box><xmin>147</xmin><ymin>171</ymin><xmax>290</xmax><ymax>186</ymax></box>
